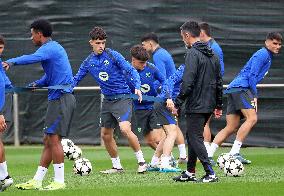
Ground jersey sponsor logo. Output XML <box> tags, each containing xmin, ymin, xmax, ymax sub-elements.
<box><xmin>146</xmin><ymin>72</ymin><xmax>151</xmax><ymax>77</ymax></box>
<box><xmin>104</xmin><ymin>60</ymin><xmax>110</xmax><ymax>65</ymax></box>
<box><xmin>141</xmin><ymin>84</ymin><xmax>150</xmax><ymax>93</ymax></box>
<box><xmin>99</xmin><ymin>72</ymin><xmax>109</xmax><ymax>81</ymax></box>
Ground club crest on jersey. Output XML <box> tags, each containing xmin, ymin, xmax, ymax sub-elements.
<box><xmin>146</xmin><ymin>72</ymin><xmax>151</xmax><ymax>77</ymax></box>
<box><xmin>99</xmin><ymin>72</ymin><xmax>109</xmax><ymax>81</ymax></box>
<box><xmin>104</xmin><ymin>60</ymin><xmax>110</xmax><ymax>65</ymax></box>
<box><xmin>141</xmin><ymin>84</ymin><xmax>150</xmax><ymax>93</ymax></box>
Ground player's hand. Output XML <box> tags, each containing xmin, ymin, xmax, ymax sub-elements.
<box><xmin>2</xmin><ymin>62</ymin><xmax>10</xmax><ymax>71</ymax></box>
<box><xmin>171</xmin><ymin>107</ymin><xmax>179</xmax><ymax>116</ymax></box>
<box><xmin>214</xmin><ymin>108</ymin><xmax>222</xmax><ymax>119</ymax></box>
<box><xmin>28</xmin><ymin>82</ymin><xmax>37</xmax><ymax>92</ymax></box>
<box><xmin>253</xmin><ymin>98</ymin><xmax>257</xmax><ymax>113</ymax></box>
<box><xmin>166</xmin><ymin>98</ymin><xmax>175</xmax><ymax>110</ymax></box>
<box><xmin>135</xmin><ymin>89</ymin><xmax>142</xmax><ymax>103</ymax></box>
<box><xmin>0</xmin><ymin>115</ymin><xmax>7</xmax><ymax>132</ymax></box>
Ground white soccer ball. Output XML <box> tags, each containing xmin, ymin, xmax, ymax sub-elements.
<box><xmin>61</xmin><ymin>138</ymin><xmax>74</xmax><ymax>148</ymax></box>
<box><xmin>73</xmin><ymin>158</ymin><xmax>92</xmax><ymax>176</ymax></box>
<box><xmin>217</xmin><ymin>153</ymin><xmax>234</xmax><ymax>170</ymax></box>
<box><xmin>68</xmin><ymin>145</ymin><xmax>82</xmax><ymax>160</ymax></box>
<box><xmin>223</xmin><ymin>158</ymin><xmax>244</xmax><ymax>177</ymax></box>
<box><xmin>63</xmin><ymin>145</ymin><xmax>76</xmax><ymax>159</ymax></box>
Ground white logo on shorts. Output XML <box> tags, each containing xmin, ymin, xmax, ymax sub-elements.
<box><xmin>99</xmin><ymin>72</ymin><xmax>109</xmax><ymax>81</ymax></box>
<box><xmin>141</xmin><ymin>84</ymin><xmax>150</xmax><ymax>93</ymax></box>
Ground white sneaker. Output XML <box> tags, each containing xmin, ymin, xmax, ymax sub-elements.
<box><xmin>137</xmin><ymin>162</ymin><xmax>147</xmax><ymax>174</ymax></box>
<box><xmin>100</xmin><ymin>167</ymin><xmax>124</xmax><ymax>174</ymax></box>
<box><xmin>0</xmin><ymin>175</ymin><xmax>13</xmax><ymax>192</ymax></box>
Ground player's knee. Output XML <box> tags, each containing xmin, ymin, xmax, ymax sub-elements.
<box><xmin>120</xmin><ymin>128</ymin><xmax>132</xmax><ymax>138</ymax></box>
<box><xmin>101</xmin><ymin>131</ymin><xmax>112</xmax><ymax>141</ymax></box>
<box><xmin>247</xmin><ymin>116</ymin><xmax>258</xmax><ymax>126</ymax></box>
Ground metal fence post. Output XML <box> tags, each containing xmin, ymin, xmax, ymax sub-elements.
<box><xmin>13</xmin><ymin>93</ymin><xmax>20</xmax><ymax>146</ymax></box>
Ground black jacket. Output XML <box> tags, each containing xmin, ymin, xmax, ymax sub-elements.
<box><xmin>176</xmin><ymin>41</ymin><xmax>223</xmax><ymax>113</ymax></box>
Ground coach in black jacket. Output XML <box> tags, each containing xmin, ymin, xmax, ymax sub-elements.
<box><xmin>173</xmin><ymin>21</ymin><xmax>223</xmax><ymax>183</ymax></box>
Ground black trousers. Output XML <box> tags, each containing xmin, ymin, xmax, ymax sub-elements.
<box><xmin>186</xmin><ymin>113</ymin><xmax>215</xmax><ymax>175</ymax></box>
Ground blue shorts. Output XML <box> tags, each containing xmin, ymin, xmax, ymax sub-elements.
<box><xmin>226</xmin><ymin>89</ymin><xmax>256</xmax><ymax>115</ymax></box>
<box><xmin>154</xmin><ymin>102</ymin><xmax>177</xmax><ymax>126</ymax></box>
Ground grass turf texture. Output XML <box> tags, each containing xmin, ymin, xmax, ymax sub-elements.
<box><xmin>3</xmin><ymin>146</ymin><xmax>284</xmax><ymax>196</ymax></box>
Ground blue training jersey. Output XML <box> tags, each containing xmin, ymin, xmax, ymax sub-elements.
<box><xmin>127</xmin><ymin>62</ymin><xmax>166</xmax><ymax>110</ymax></box>
<box><xmin>73</xmin><ymin>49</ymin><xmax>141</xmax><ymax>96</ymax></box>
<box><xmin>227</xmin><ymin>47</ymin><xmax>273</xmax><ymax>97</ymax></box>
<box><xmin>159</xmin><ymin>64</ymin><xmax>185</xmax><ymax>100</ymax></box>
<box><xmin>152</xmin><ymin>47</ymin><xmax>176</xmax><ymax>89</ymax></box>
<box><xmin>6</xmin><ymin>40</ymin><xmax>73</xmax><ymax>100</ymax></box>
<box><xmin>0</xmin><ymin>58</ymin><xmax>5</xmax><ymax>111</ymax></box>
<box><xmin>208</xmin><ymin>39</ymin><xmax>225</xmax><ymax>76</ymax></box>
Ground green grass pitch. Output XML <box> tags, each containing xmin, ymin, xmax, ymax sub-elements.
<box><xmin>3</xmin><ymin>146</ymin><xmax>284</xmax><ymax>195</ymax></box>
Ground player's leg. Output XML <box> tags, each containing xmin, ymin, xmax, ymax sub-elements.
<box><xmin>203</xmin><ymin>115</ymin><xmax>212</xmax><ymax>154</ymax></box>
<box><xmin>0</xmin><ymin>139</ymin><xmax>13</xmax><ymax>192</ymax></box>
<box><xmin>208</xmin><ymin>114</ymin><xmax>240</xmax><ymax>161</ymax></box>
<box><xmin>0</xmin><ymin>93</ymin><xmax>13</xmax><ymax>192</ymax></box>
<box><xmin>144</xmin><ymin>128</ymin><xmax>163</xmax><ymax>150</ymax></box>
<box><xmin>229</xmin><ymin>108</ymin><xmax>257</xmax><ymax>164</ymax></box>
<box><xmin>208</xmin><ymin>92</ymin><xmax>241</xmax><ymax>161</ymax></box>
<box><xmin>175</xmin><ymin>124</ymin><xmax>187</xmax><ymax>163</ymax></box>
<box><xmin>148</xmin><ymin>131</ymin><xmax>166</xmax><ymax>171</ymax></box>
<box><xmin>187</xmin><ymin>113</ymin><xmax>217</xmax><ymax>182</ymax></box>
<box><xmin>100</xmin><ymin>127</ymin><xmax>124</xmax><ymax>173</ymax></box>
<box><xmin>43</xmin><ymin>93</ymin><xmax>75</xmax><ymax>190</ymax></box>
<box><xmin>119</xmin><ymin>121</ymin><xmax>147</xmax><ymax>173</ymax></box>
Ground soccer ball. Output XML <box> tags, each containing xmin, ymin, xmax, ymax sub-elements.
<box><xmin>63</xmin><ymin>145</ymin><xmax>76</xmax><ymax>159</ymax></box>
<box><xmin>68</xmin><ymin>145</ymin><xmax>82</xmax><ymax>160</ymax></box>
<box><xmin>73</xmin><ymin>158</ymin><xmax>92</xmax><ymax>176</ymax></box>
<box><xmin>217</xmin><ymin>153</ymin><xmax>234</xmax><ymax>170</ymax></box>
<box><xmin>223</xmin><ymin>158</ymin><xmax>244</xmax><ymax>177</ymax></box>
<box><xmin>61</xmin><ymin>138</ymin><xmax>74</xmax><ymax>147</ymax></box>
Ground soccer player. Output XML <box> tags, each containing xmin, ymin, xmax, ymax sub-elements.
<box><xmin>199</xmin><ymin>22</ymin><xmax>225</xmax><ymax>156</ymax></box>
<box><xmin>173</xmin><ymin>21</ymin><xmax>222</xmax><ymax>183</ymax></box>
<box><xmin>72</xmin><ymin>27</ymin><xmax>147</xmax><ymax>174</ymax></box>
<box><xmin>0</xmin><ymin>35</ymin><xmax>13</xmax><ymax>192</ymax></box>
<box><xmin>207</xmin><ymin>32</ymin><xmax>282</xmax><ymax>164</ymax></box>
<box><xmin>3</xmin><ymin>19</ymin><xmax>76</xmax><ymax>190</ymax></box>
<box><xmin>129</xmin><ymin>45</ymin><xmax>166</xmax><ymax>150</ymax></box>
<box><xmin>141</xmin><ymin>32</ymin><xmax>187</xmax><ymax>163</ymax></box>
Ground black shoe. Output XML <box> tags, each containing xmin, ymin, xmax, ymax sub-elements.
<box><xmin>173</xmin><ymin>171</ymin><xmax>197</xmax><ymax>182</ymax></box>
<box><xmin>198</xmin><ymin>174</ymin><xmax>218</xmax><ymax>183</ymax></box>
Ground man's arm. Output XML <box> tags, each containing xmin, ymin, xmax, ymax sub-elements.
<box><xmin>175</xmin><ymin>51</ymin><xmax>198</xmax><ymax>108</ymax></box>
<box><xmin>248</xmin><ymin>50</ymin><xmax>268</xmax><ymax>98</ymax></box>
<box><xmin>72</xmin><ymin>58</ymin><xmax>90</xmax><ymax>88</ymax></box>
<box><xmin>113</xmin><ymin>51</ymin><xmax>141</xmax><ymax>90</ymax></box>
<box><xmin>5</xmin><ymin>47</ymin><xmax>49</xmax><ymax>66</ymax></box>
<box><xmin>31</xmin><ymin>74</ymin><xmax>48</xmax><ymax>87</ymax></box>
<box><xmin>215</xmin><ymin>56</ymin><xmax>223</xmax><ymax>118</ymax></box>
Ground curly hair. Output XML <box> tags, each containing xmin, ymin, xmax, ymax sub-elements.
<box><xmin>89</xmin><ymin>27</ymin><xmax>107</xmax><ymax>40</ymax></box>
<box><xmin>130</xmin><ymin>45</ymin><xmax>150</xmax><ymax>62</ymax></box>
<box><xmin>30</xmin><ymin>19</ymin><xmax>53</xmax><ymax>37</ymax></box>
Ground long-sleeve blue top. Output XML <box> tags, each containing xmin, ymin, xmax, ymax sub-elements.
<box><xmin>73</xmin><ymin>49</ymin><xmax>141</xmax><ymax>96</ymax></box>
<box><xmin>6</xmin><ymin>40</ymin><xmax>73</xmax><ymax>100</ymax></box>
<box><xmin>227</xmin><ymin>47</ymin><xmax>273</xmax><ymax>97</ymax></box>
<box><xmin>152</xmin><ymin>47</ymin><xmax>176</xmax><ymax>78</ymax></box>
<box><xmin>4</xmin><ymin>72</ymin><xmax>13</xmax><ymax>89</ymax></box>
<box><xmin>159</xmin><ymin>64</ymin><xmax>185</xmax><ymax>100</ymax></box>
<box><xmin>208</xmin><ymin>39</ymin><xmax>225</xmax><ymax>76</ymax></box>
<box><xmin>127</xmin><ymin>62</ymin><xmax>166</xmax><ymax>110</ymax></box>
<box><xmin>0</xmin><ymin>58</ymin><xmax>5</xmax><ymax>111</ymax></box>
<box><xmin>152</xmin><ymin>47</ymin><xmax>176</xmax><ymax>89</ymax></box>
